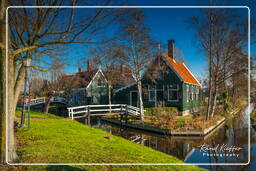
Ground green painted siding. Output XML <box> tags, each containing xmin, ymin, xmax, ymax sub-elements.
<box><xmin>182</xmin><ymin>83</ymin><xmax>200</xmax><ymax>111</ymax></box>
<box><xmin>69</xmin><ymin>70</ymin><xmax>108</xmax><ymax>106</ymax></box>
<box><xmin>86</xmin><ymin>72</ymin><xmax>108</xmax><ymax>104</ymax></box>
<box><xmin>114</xmin><ymin>57</ymin><xmax>201</xmax><ymax>112</ymax></box>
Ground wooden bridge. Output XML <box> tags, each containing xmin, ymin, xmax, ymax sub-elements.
<box><xmin>67</xmin><ymin>104</ymin><xmax>141</xmax><ymax>120</ymax></box>
<box><xmin>25</xmin><ymin>97</ymin><xmax>66</xmax><ymax>106</ymax></box>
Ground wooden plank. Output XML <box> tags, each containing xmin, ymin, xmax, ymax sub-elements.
<box><xmin>88</xmin><ymin>104</ymin><xmax>124</xmax><ymax>107</ymax></box>
<box><xmin>68</xmin><ymin>106</ymin><xmax>87</xmax><ymax>110</ymax></box>
<box><xmin>73</xmin><ymin>115</ymin><xmax>87</xmax><ymax>119</ymax></box>
<box><xmin>89</xmin><ymin>109</ymin><xmax>122</xmax><ymax>112</ymax></box>
<box><xmin>89</xmin><ymin>113</ymin><xmax>120</xmax><ymax>116</ymax></box>
<box><xmin>127</xmin><ymin>106</ymin><xmax>140</xmax><ymax>110</ymax></box>
<box><xmin>72</xmin><ymin>111</ymin><xmax>88</xmax><ymax>115</ymax></box>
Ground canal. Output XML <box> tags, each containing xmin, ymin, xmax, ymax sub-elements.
<box><xmin>81</xmin><ymin>104</ymin><xmax>255</xmax><ymax>170</ymax></box>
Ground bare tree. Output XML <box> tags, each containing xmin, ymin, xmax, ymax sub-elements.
<box><xmin>90</xmin><ymin>40</ymin><xmax>122</xmax><ymax>107</ymax></box>
<box><xmin>41</xmin><ymin>71</ymin><xmax>64</xmax><ymax>114</ymax></box>
<box><xmin>6</xmin><ymin>0</ymin><xmax>123</xmax><ymax>161</ymax></box>
<box><xmin>191</xmin><ymin>8</ymin><xmax>247</xmax><ymax>120</ymax></box>
<box><xmin>29</xmin><ymin>76</ymin><xmax>44</xmax><ymax>98</ymax></box>
<box><xmin>116</xmin><ymin>9</ymin><xmax>156</xmax><ymax>120</ymax></box>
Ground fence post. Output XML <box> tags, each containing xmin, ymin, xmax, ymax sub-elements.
<box><xmin>71</xmin><ymin>109</ymin><xmax>73</xmax><ymax>120</ymax></box>
<box><xmin>125</xmin><ymin>105</ymin><xmax>128</xmax><ymax>124</ymax></box>
<box><xmin>120</xmin><ymin>105</ymin><xmax>123</xmax><ymax>120</ymax></box>
<box><xmin>88</xmin><ymin>106</ymin><xmax>91</xmax><ymax>126</ymax></box>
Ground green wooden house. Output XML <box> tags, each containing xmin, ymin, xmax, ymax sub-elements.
<box><xmin>67</xmin><ymin>62</ymin><xmax>134</xmax><ymax>107</ymax></box>
<box><xmin>114</xmin><ymin>40</ymin><xmax>201</xmax><ymax>116</ymax></box>
<box><xmin>68</xmin><ymin>67</ymin><xmax>108</xmax><ymax>106</ymax></box>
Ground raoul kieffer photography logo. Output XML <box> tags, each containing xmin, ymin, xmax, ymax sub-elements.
<box><xmin>198</xmin><ymin>143</ymin><xmax>243</xmax><ymax>158</ymax></box>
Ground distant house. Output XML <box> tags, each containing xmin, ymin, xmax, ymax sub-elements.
<box><xmin>68</xmin><ymin>62</ymin><xmax>108</xmax><ymax>106</ymax></box>
<box><xmin>68</xmin><ymin>61</ymin><xmax>134</xmax><ymax>106</ymax></box>
<box><xmin>114</xmin><ymin>40</ymin><xmax>201</xmax><ymax>116</ymax></box>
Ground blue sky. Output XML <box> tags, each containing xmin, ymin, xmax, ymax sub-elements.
<box><xmin>63</xmin><ymin>0</ymin><xmax>255</xmax><ymax>80</ymax></box>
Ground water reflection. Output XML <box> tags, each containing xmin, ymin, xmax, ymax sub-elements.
<box><xmin>78</xmin><ymin>104</ymin><xmax>254</xmax><ymax>170</ymax></box>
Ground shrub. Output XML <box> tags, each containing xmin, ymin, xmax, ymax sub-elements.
<box><xmin>176</xmin><ymin>117</ymin><xmax>185</xmax><ymax>128</ymax></box>
<box><xmin>144</xmin><ymin>107</ymin><xmax>155</xmax><ymax>116</ymax></box>
<box><xmin>145</xmin><ymin>107</ymin><xmax>178</xmax><ymax>116</ymax></box>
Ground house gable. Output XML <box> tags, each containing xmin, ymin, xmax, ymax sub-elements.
<box><xmin>143</xmin><ymin>55</ymin><xmax>182</xmax><ymax>86</ymax></box>
<box><xmin>163</xmin><ymin>55</ymin><xmax>201</xmax><ymax>86</ymax></box>
<box><xmin>69</xmin><ymin>69</ymin><xmax>108</xmax><ymax>106</ymax></box>
<box><xmin>86</xmin><ymin>69</ymin><xmax>108</xmax><ymax>89</ymax></box>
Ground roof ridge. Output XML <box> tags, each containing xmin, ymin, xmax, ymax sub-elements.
<box><xmin>163</xmin><ymin>55</ymin><xmax>200</xmax><ymax>86</ymax></box>
<box><xmin>182</xmin><ymin>63</ymin><xmax>201</xmax><ymax>86</ymax></box>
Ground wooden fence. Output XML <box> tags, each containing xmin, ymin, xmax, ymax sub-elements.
<box><xmin>25</xmin><ymin>97</ymin><xmax>66</xmax><ymax>106</ymax></box>
<box><xmin>67</xmin><ymin>104</ymin><xmax>141</xmax><ymax>120</ymax></box>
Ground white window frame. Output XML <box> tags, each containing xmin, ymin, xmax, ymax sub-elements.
<box><xmin>148</xmin><ymin>85</ymin><xmax>156</xmax><ymax>102</ymax></box>
<box><xmin>196</xmin><ymin>88</ymin><xmax>199</xmax><ymax>100</ymax></box>
<box><xmin>168</xmin><ymin>84</ymin><xmax>179</xmax><ymax>102</ymax></box>
<box><xmin>186</xmin><ymin>85</ymin><xmax>189</xmax><ymax>102</ymax></box>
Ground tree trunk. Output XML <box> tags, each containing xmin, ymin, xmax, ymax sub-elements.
<box><xmin>0</xmin><ymin>0</ymin><xmax>6</xmax><ymax>163</ymax></box>
<box><xmin>43</xmin><ymin>96</ymin><xmax>52</xmax><ymax>113</ymax></box>
<box><xmin>210</xmin><ymin>73</ymin><xmax>218</xmax><ymax>119</ymax></box>
<box><xmin>108</xmin><ymin>84</ymin><xmax>112</xmax><ymax>113</ymax></box>
<box><xmin>8</xmin><ymin>55</ymin><xmax>18</xmax><ymax>162</ymax></box>
<box><xmin>211</xmin><ymin>91</ymin><xmax>217</xmax><ymax>119</ymax></box>
<box><xmin>206</xmin><ymin>12</ymin><xmax>214</xmax><ymax>121</ymax></box>
<box><xmin>0</xmin><ymin>42</ymin><xmax>6</xmax><ymax>164</ymax></box>
<box><xmin>137</xmin><ymin>79</ymin><xmax>144</xmax><ymax>120</ymax></box>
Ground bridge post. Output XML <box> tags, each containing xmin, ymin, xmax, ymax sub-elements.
<box><xmin>120</xmin><ymin>105</ymin><xmax>123</xmax><ymax>121</ymax></box>
<box><xmin>88</xmin><ymin>106</ymin><xmax>91</xmax><ymax>126</ymax></box>
<box><xmin>125</xmin><ymin>105</ymin><xmax>128</xmax><ymax>124</ymax></box>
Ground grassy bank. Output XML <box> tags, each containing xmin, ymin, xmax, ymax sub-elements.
<box><xmin>13</xmin><ymin>111</ymin><xmax>202</xmax><ymax>171</ymax></box>
<box><xmin>16</xmin><ymin>109</ymin><xmax>61</xmax><ymax>119</ymax></box>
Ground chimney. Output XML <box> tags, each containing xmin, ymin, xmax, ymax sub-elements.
<box><xmin>168</xmin><ymin>40</ymin><xmax>175</xmax><ymax>59</ymax></box>
<box><xmin>87</xmin><ymin>60</ymin><xmax>93</xmax><ymax>72</ymax></box>
<box><xmin>78</xmin><ymin>67</ymin><xmax>83</xmax><ymax>73</ymax></box>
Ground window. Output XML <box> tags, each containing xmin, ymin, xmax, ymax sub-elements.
<box><xmin>195</xmin><ymin>88</ymin><xmax>199</xmax><ymax>100</ymax></box>
<box><xmin>148</xmin><ymin>85</ymin><xmax>156</xmax><ymax>101</ymax></box>
<box><xmin>168</xmin><ymin>84</ymin><xmax>179</xmax><ymax>101</ymax></box>
<box><xmin>189</xmin><ymin>86</ymin><xmax>194</xmax><ymax>101</ymax></box>
<box><xmin>98</xmin><ymin>79</ymin><xmax>104</xmax><ymax>87</ymax></box>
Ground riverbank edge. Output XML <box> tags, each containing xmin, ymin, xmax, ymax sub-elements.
<box><xmin>101</xmin><ymin>117</ymin><xmax>225</xmax><ymax>136</ymax></box>
<box><xmin>13</xmin><ymin>111</ymin><xmax>203</xmax><ymax>171</ymax></box>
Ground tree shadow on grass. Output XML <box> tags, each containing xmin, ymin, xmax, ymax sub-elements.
<box><xmin>46</xmin><ymin>165</ymin><xmax>86</xmax><ymax>171</ymax></box>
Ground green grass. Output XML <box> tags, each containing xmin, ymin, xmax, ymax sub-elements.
<box><xmin>16</xmin><ymin>109</ymin><xmax>61</xmax><ymax>119</ymax></box>
<box><xmin>14</xmin><ymin>111</ymin><xmax>203</xmax><ymax>171</ymax></box>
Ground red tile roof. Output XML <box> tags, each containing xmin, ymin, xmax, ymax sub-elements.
<box><xmin>164</xmin><ymin>56</ymin><xmax>201</xmax><ymax>86</ymax></box>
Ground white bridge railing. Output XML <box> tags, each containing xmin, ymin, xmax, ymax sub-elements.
<box><xmin>25</xmin><ymin>97</ymin><xmax>66</xmax><ymax>105</ymax></box>
<box><xmin>67</xmin><ymin>104</ymin><xmax>141</xmax><ymax>120</ymax></box>
<box><xmin>28</xmin><ymin>97</ymin><xmax>46</xmax><ymax>105</ymax></box>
